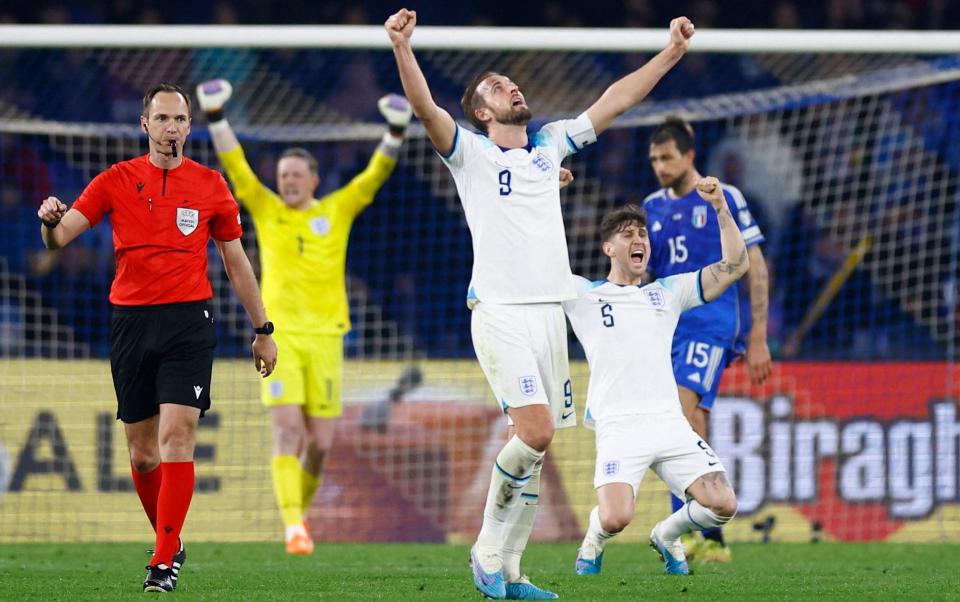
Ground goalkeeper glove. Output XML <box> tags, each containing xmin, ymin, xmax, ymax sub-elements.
<box><xmin>196</xmin><ymin>79</ymin><xmax>233</xmax><ymax>123</ymax></box>
<box><xmin>378</xmin><ymin>94</ymin><xmax>413</xmax><ymax>136</ymax></box>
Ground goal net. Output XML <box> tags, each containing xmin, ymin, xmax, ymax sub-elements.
<box><xmin>0</xmin><ymin>27</ymin><xmax>957</xmax><ymax>544</ymax></box>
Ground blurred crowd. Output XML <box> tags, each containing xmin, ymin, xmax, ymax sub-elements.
<box><xmin>2</xmin><ymin>0</ymin><xmax>960</xmax><ymax>29</ymax></box>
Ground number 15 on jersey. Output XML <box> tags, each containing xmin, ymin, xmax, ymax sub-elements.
<box><xmin>668</xmin><ymin>235</ymin><xmax>688</xmax><ymax>264</ymax></box>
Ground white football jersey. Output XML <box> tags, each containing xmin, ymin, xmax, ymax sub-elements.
<box><xmin>562</xmin><ymin>272</ymin><xmax>705</xmax><ymax>428</ymax></box>
<box><xmin>439</xmin><ymin>113</ymin><xmax>597</xmax><ymax>305</ymax></box>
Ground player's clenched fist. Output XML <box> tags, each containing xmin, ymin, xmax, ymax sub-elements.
<box><xmin>669</xmin><ymin>16</ymin><xmax>695</xmax><ymax>51</ymax></box>
<box><xmin>38</xmin><ymin>196</ymin><xmax>67</xmax><ymax>226</ymax></box>
<box><xmin>695</xmin><ymin>176</ymin><xmax>724</xmax><ymax>209</ymax></box>
<box><xmin>196</xmin><ymin>79</ymin><xmax>233</xmax><ymax>114</ymax></box>
<box><xmin>385</xmin><ymin>8</ymin><xmax>416</xmax><ymax>44</ymax></box>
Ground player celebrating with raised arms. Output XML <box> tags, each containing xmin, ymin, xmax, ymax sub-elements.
<box><xmin>385</xmin><ymin>8</ymin><xmax>694</xmax><ymax>600</ymax></box>
<box><xmin>643</xmin><ymin>117</ymin><xmax>772</xmax><ymax>562</ymax></box>
<box><xmin>37</xmin><ymin>83</ymin><xmax>277</xmax><ymax>593</ymax></box>
<box><xmin>195</xmin><ymin>79</ymin><xmax>412</xmax><ymax>554</ymax></box>
<box><xmin>565</xmin><ymin>178</ymin><xmax>743</xmax><ymax>577</ymax></box>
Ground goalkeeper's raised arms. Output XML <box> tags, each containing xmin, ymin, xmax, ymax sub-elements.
<box><xmin>196</xmin><ymin>79</ymin><xmax>234</xmax><ymax>123</ymax></box>
<box><xmin>378</xmin><ymin>93</ymin><xmax>413</xmax><ymax>136</ymax></box>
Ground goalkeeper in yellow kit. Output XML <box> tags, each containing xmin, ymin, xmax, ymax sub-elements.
<box><xmin>197</xmin><ymin>79</ymin><xmax>412</xmax><ymax>554</ymax></box>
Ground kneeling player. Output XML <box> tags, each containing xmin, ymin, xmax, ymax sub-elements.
<box><xmin>563</xmin><ymin>178</ymin><xmax>746</xmax><ymax>575</ymax></box>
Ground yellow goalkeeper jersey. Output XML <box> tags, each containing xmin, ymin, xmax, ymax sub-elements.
<box><xmin>218</xmin><ymin>145</ymin><xmax>396</xmax><ymax>335</ymax></box>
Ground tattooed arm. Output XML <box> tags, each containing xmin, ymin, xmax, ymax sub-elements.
<box><xmin>745</xmin><ymin>245</ymin><xmax>773</xmax><ymax>384</ymax></box>
<box><xmin>695</xmin><ymin>176</ymin><xmax>750</xmax><ymax>302</ymax></box>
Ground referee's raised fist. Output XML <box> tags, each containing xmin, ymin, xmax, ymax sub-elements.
<box><xmin>38</xmin><ymin>196</ymin><xmax>67</xmax><ymax>223</ymax></box>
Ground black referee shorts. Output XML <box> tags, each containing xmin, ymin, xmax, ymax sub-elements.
<box><xmin>110</xmin><ymin>300</ymin><xmax>217</xmax><ymax>424</ymax></box>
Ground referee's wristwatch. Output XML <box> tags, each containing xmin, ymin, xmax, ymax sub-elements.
<box><xmin>254</xmin><ymin>321</ymin><xmax>274</xmax><ymax>335</ymax></box>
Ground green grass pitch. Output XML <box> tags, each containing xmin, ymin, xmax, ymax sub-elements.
<box><xmin>3</xmin><ymin>542</ymin><xmax>957</xmax><ymax>600</ymax></box>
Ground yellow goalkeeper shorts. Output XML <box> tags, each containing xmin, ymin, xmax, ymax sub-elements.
<box><xmin>262</xmin><ymin>332</ymin><xmax>342</xmax><ymax>418</ymax></box>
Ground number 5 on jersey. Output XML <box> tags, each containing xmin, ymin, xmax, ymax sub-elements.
<box><xmin>600</xmin><ymin>303</ymin><xmax>614</xmax><ymax>327</ymax></box>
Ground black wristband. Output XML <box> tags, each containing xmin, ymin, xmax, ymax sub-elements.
<box><xmin>206</xmin><ymin>109</ymin><xmax>225</xmax><ymax>124</ymax></box>
<box><xmin>41</xmin><ymin>217</ymin><xmax>61</xmax><ymax>229</ymax></box>
<box><xmin>388</xmin><ymin>124</ymin><xmax>406</xmax><ymax>137</ymax></box>
<box><xmin>254</xmin><ymin>321</ymin><xmax>274</xmax><ymax>335</ymax></box>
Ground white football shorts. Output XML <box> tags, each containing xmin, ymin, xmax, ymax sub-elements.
<box><xmin>593</xmin><ymin>413</ymin><xmax>726</xmax><ymax>497</ymax></box>
<box><xmin>470</xmin><ymin>301</ymin><xmax>575</xmax><ymax>429</ymax></box>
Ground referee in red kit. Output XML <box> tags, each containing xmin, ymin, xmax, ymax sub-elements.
<box><xmin>37</xmin><ymin>83</ymin><xmax>278</xmax><ymax>593</ymax></box>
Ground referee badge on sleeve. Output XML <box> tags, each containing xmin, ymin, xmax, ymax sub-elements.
<box><xmin>176</xmin><ymin>208</ymin><xmax>199</xmax><ymax>235</ymax></box>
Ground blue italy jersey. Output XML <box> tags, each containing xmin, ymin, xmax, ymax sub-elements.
<box><xmin>643</xmin><ymin>183</ymin><xmax>764</xmax><ymax>352</ymax></box>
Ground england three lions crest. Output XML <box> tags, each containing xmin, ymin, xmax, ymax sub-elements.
<box><xmin>176</xmin><ymin>208</ymin><xmax>199</xmax><ymax>236</ymax></box>
<box><xmin>519</xmin><ymin>375</ymin><xmax>539</xmax><ymax>397</ymax></box>
<box><xmin>645</xmin><ymin>288</ymin><xmax>665</xmax><ymax>307</ymax></box>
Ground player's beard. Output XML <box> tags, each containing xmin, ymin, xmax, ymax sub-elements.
<box><xmin>660</xmin><ymin>169</ymin><xmax>690</xmax><ymax>192</ymax></box>
<box><xmin>496</xmin><ymin>105</ymin><xmax>533</xmax><ymax>127</ymax></box>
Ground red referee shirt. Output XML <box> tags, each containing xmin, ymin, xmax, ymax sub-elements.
<box><xmin>72</xmin><ymin>155</ymin><xmax>243</xmax><ymax>306</ymax></box>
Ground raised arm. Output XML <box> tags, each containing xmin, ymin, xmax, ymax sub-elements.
<box><xmin>385</xmin><ymin>9</ymin><xmax>457</xmax><ymax>155</ymax></box>
<box><xmin>586</xmin><ymin>17</ymin><xmax>693</xmax><ymax>136</ymax></box>
<box><xmin>696</xmin><ymin>177</ymin><xmax>749</xmax><ymax>302</ymax></box>
<box><xmin>38</xmin><ymin>197</ymin><xmax>90</xmax><ymax>250</ymax></box>
<box><xmin>196</xmin><ymin>79</ymin><xmax>240</xmax><ymax>155</ymax></box>
<box><xmin>216</xmin><ymin>238</ymin><xmax>277</xmax><ymax>377</ymax></box>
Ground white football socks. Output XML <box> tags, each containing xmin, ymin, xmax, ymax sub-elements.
<box><xmin>579</xmin><ymin>506</ymin><xmax>617</xmax><ymax>560</ymax></box>
<box><xmin>502</xmin><ymin>459</ymin><xmax>542</xmax><ymax>582</ymax></box>
<box><xmin>476</xmin><ymin>435</ymin><xmax>545</xmax><ymax>570</ymax></box>
<box><xmin>658</xmin><ymin>499</ymin><xmax>733</xmax><ymax>541</ymax></box>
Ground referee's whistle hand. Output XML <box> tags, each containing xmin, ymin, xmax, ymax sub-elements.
<box><xmin>253</xmin><ymin>335</ymin><xmax>278</xmax><ymax>377</ymax></box>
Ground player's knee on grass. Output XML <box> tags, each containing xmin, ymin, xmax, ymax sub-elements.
<box><xmin>708</xmin><ymin>489</ymin><xmax>737</xmax><ymax>518</ymax></box>
<box><xmin>696</xmin><ymin>473</ymin><xmax>738</xmax><ymax>518</ymax></box>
